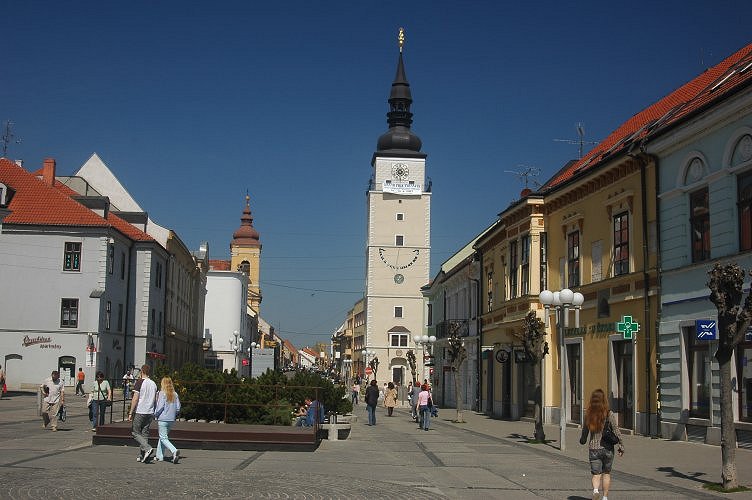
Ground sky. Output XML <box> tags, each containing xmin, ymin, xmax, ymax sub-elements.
<box><xmin>3</xmin><ymin>1</ymin><xmax>751</xmax><ymax>349</ymax></box>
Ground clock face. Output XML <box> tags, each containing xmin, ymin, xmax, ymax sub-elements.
<box><xmin>378</xmin><ymin>248</ymin><xmax>419</xmax><ymax>270</ymax></box>
<box><xmin>394</xmin><ymin>273</ymin><xmax>405</xmax><ymax>284</ymax></box>
<box><xmin>391</xmin><ymin>163</ymin><xmax>409</xmax><ymax>180</ymax></box>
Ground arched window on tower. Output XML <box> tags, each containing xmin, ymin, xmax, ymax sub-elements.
<box><xmin>239</xmin><ymin>260</ymin><xmax>250</xmax><ymax>276</ymax></box>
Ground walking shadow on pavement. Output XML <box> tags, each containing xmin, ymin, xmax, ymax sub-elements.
<box><xmin>656</xmin><ymin>466</ymin><xmax>710</xmax><ymax>485</ymax></box>
<box><xmin>508</xmin><ymin>432</ymin><xmax>557</xmax><ymax>448</ymax></box>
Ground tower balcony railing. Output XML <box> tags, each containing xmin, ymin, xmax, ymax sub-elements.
<box><xmin>435</xmin><ymin>319</ymin><xmax>469</xmax><ymax>340</ymax></box>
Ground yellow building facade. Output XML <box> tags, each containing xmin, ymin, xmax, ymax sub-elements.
<box><xmin>543</xmin><ymin>154</ymin><xmax>659</xmax><ymax>435</ymax></box>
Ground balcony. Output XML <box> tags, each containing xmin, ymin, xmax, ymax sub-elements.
<box><xmin>435</xmin><ymin>319</ymin><xmax>469</xmax><ymax>340</ymax></box>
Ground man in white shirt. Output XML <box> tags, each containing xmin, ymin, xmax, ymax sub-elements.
<box><xmin>40</xmin><ymin>370</ymin><xmax>65</xmax><ymax>431</ymax></box>
<box><xmin>128</xmin><ymin>364</ymin><xmax>157</xmax><ymax>462</ymax></box>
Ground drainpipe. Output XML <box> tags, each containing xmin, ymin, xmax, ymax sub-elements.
<box><xmin>629</xmin><ymin>147</ymin><xmax>661</xmax><ymax>438</ymax></box>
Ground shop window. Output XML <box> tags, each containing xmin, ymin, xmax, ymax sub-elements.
<box><xmin>738</xmin><ymin>171</ymin><xmax>752</xmax><ymax>251</ymax></box>
<box><xmin>686</xmin><ymin>327</ymin><xmax>710</xmax><ymax>419</ymax></box>
<box><xmin>63</xmin><ymin>242</ymin><xmax>81</xmax><ymax>271</ymax></box>
<box><xmin>737</xmin><ymin>338</ymin><xmax>752</xmax><ymax>423</ymax></box>
<box><xmin>613</xmin><ymin>212</ymin><xmax>629</xmax><ymax>275</ymax></box>
<box><xmin>567</xmin><ymin>231</ymin><xmax>580</xmax><ymax>287</ymax></box>
<box><xmin>509</xmin><ymin>240</ymin><xmax>518</xmax><ymax>298</ymax></box>
<box><xmin>520</xmin><ymin>234</ymin><xmax>530</xmax><ymax>295</ymax></box>
<box><xmin>690</xmin><ymin>188</ymin><xmax>710</xmax><ymax>262</ymax></box>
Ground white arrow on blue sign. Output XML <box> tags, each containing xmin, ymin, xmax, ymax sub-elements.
<box><xmin>696</xmin><ymin>319</ymin><xmax>717</xmax><ymax>340</ymax></box>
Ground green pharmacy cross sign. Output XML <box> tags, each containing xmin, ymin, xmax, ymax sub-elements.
<box><xmin>617</xmin><ymin>315</ymin><xmax>640</xmax><ymax>340</ymax></box>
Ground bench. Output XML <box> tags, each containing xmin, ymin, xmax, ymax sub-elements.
<box><xmin>320</xmin><ymin>422</ymin><xmax>351</xmax><ymax>441</ymax></box>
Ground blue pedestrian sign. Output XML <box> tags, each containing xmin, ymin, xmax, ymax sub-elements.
<box><xmin>696</xmin><ymin>319</ymin><xmax>717</xmax><ymax>340</ymax></box>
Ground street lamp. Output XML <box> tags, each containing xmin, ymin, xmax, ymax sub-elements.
<box><xmin>247</xmin><ymin>341</ymin><xmax>259</xmax><ymax>377</ymax></box>
<box><xmin>361</xmin><ymin>348</ymin><xmax>376</xmax><ymax>381</ymax></box>
<box><xmin>413</xmin><ymin>334</ymin><xmax>437</xmax><ymax>382</ymax></box>
<box><xmin>229</xmin><ymin>330</ymin><xmax>243</xmax><ymax>374</ymax></box>
<box><xmin>539</xmin><ymin>288</ymin><xmax>584</xmax><ymax>451</ymax></box>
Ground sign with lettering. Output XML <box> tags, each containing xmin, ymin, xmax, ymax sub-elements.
<box><xmin>696</xmin><ymin>319</ymin><xmax>717</xmax><ymax>340</ymax></box>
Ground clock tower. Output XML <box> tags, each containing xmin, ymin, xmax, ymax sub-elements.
<box><xmin>364</xmin><ymin>28</ymin><xmax>430</xmax><ymax>385</ymax></box>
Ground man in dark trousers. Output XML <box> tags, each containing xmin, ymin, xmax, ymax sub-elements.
<box><xmin>75</xmin><ymin>368</ymin><xmax>85</xmax><ymax>396</ymax></box>
<box><xmin>364</xmin><ymin>379</ymin><xmax>379</xmax><ymax>426</ymax></box>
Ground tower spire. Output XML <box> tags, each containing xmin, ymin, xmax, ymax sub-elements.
<box><xmin>375</xmin><ymin>28</ymin><xmax>423</xmax><ymax>154</ymax></box>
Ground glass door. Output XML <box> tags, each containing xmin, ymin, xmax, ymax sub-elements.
<box><xmin>567</xmin><ymin>343</ymin><xmax>582</xmax><ymax>424</ymax></box>
<box><xmin>613</xmin><ymin>340</ymin><xmax>634</xmax><ymax>429</ymax></box>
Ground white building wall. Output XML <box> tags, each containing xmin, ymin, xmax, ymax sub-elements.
<box><xmin>203</xmin><ymin>271</ymin><xmax>249</xmax><ymax>374</ymax></box>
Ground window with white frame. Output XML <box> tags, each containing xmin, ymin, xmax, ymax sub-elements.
<box><xmin>105</xmin><ymin>301</ymin><xmax>111</xmax><ymax>331</ymax></box>
<box><xmin>395</xmin><ymin>235</ymin><xmax>404</xmax><ymax>246</ymax></box>
<box><xmin>685</xmin><ymin>326</ymin><xmax>710</xmax><ymax>419</ymax></box>
<box><xmin>396</xmin><ymin>213</ymin><xmax>404</xmax><ymax>221</ymax></box>
<box><xmin>390</xmin><ymin>333</ymin><xmax>409</xmax><ymax>347</ymax></box>
<box><xmin>539</xmin><ymin>232</ymin><xmax>547</xmax><ymax>292</ymax></box>
<box><xmin>394</xmin><ymin>306</ymin><xmax>403</xmax><ymax>318</ymax></box>
<box><xmin>107</xmin><ymin>243</ymin><xmax>114</xmax><ymax>275</ymax></box>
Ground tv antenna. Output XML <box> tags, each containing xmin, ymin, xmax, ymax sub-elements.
<box><xmin>554</xmin><ymin>122</ymin><xmax>597</xmax><ymax>159</ymax></box>
<box><xmin>504</xmin><ymin>165</ymin><xmax>541</xmax><ymax>190</ymax></box>
<box><xmin>1</xmin><ymin>121</ymin><xmax>22</xmax><ymax>157</ymax></box>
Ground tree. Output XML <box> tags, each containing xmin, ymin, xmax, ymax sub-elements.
<box><xmin>446</xmin><ymin>321</ymin><xmax>469</xmax><ymax>423</ymax></box>
<box><xmin>707</xmin><ymin>263</ymin><xmax>752</xmax><ymax>490</ymax></box>
<box><xmin>513</xmin><ymin>311</ymin><xmax>549</xmax><ymax>442</ymax></box>
<box><xmin>406</xmin><ymin>349</ymin><xmax>418</xmax><ymax>383</ymax></box>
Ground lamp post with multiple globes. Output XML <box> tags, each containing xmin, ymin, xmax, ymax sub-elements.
<box><xmin>229</xmin><ymin>330</ymin><xmax>243</xmax><ymax>374</ymax></box>
<box><xmin>538</xmin><ymin>288</ymin><xmax>584</xmax><ymax>451</ymax></box>
<box><xmin>412</xmin><ymin>334</ymin><xmax>437</xmax><ymax>383</ymax></box>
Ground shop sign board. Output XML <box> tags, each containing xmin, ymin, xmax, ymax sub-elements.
<box><xmin>696</xmin><ymin>319</ymin><xmax>717</xmax><ymax>340</ymax></box>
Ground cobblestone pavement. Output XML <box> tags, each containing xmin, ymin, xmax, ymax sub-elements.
<box><xmin>0</xmin><ymin>392</ymin><xmax>744</xmax><ymax>499</ymax></box>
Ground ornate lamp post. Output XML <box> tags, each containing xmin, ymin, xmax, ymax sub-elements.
<box><xmin>538</xmin><ymin>288</ymin><xmax>584</xmax><ymax>451</ymax></box>
<box><xmin>361</xmin><ymin>348</ymin><xmax>376</xmax><ymax>381</ymax></box>
<box><xmin>246</xmin><ymin>341</ymin><xmax>259</xmax><ymax>377</ymax></box>
<box><xmin>412</xmin><ymin>334</ymin><xmax>437</xmax><ymax>382</ymax></box>
<box><xmin>229</xmin><ymin>330</ymin><xmax>243</xmax><ymax>374</ymax></box>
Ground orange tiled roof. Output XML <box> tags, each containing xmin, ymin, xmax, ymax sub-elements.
<box><xmin>283</xmin><ymin>339</ymin><xmax>298</xmax><ymax>354</ymax></box>
<box><xmin>544</xmin><ymin>42</ymin><xmax>752</xmax><ymax>190</ymax></box>
<box><xmin>209</xmin><ymin>259</ymin><xmax>231</xmax><ymax>270</ymax></box>
<box><xmin>301</xmin><ymin>347</ymin><xmax>319</xmax><ymax>358</ymax></box>
<box><xmin>0</xmin><ymin>158</ymin><xmax>155</xmax><ymax>243</ymax></box>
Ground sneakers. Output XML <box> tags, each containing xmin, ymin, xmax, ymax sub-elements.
<box><xmin>136</xmin><ymin>450</ymin><xmax>145</xmax><ymax>462</ymax></box>
<box><xmin>172</xmin><ymin>450</ymin><xmax>180</xmax><ymax>464</ymax></box>
<box><xmin>592</xmin><ymin>490</ymin><xmax>601</xmax><ymax>500</ymax></box>
<box><xmin>51</xmin><ymin>427</ymin><xmax>57</xmax><ymax>432</ymax></box>
<box><xmin>143</xmin><ymin>447</ymin><xmax>154</xmax><ymax>462</ymax></box>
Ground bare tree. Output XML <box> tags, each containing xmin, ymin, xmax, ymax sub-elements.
<box><xmin>446</xmin><ymin>321</ymin><xmax>468</xmax><ymax>423</ymax></box>
<box><xmin>708</xmin><ymin>263</ymin><xmax>752</xmax><ymax>490</ymax></box>
<box><xmin>513</xmin><ymin>311</ymin><xmax>549</xmax><ymax>442</ymax></box>
<box><xmin>406</xmin><ymin>350</ymin><xmax>417</xmax><ymax>383</ymax></box>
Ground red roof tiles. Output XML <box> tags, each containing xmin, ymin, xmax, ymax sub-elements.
<box><xmin>544</xmin><ymin>42</ymin><xmax>752</xmax><ymax>190</ymax></box>
<box><xmin>0</xmin><ymin>158</ymin><xmax>156</xmax><ymax>244</ymax></box>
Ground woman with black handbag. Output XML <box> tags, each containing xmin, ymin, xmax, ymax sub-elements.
<box><xmin>579</xmin><ymin>389</ymin><xmax>624</xmax><ymax>500</ymax></box>
<box><xmin>89</xmin><ymin>371</ymin><xmax>112</xmax><ymax>431</ymax></box>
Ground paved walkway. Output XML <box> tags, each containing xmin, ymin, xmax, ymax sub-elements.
<box><xmin>1</xmin><ymin>391</ymin><xmax>751</xmax><ymax>498</ymax></box>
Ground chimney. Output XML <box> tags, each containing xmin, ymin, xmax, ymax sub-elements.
<box><xmin>42</xmin><ymin>158</ymin><xmax>56</xmax><ymax>185</ymax></box>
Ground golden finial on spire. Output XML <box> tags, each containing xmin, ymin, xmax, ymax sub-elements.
<box><xmin>245</xmin><ymin>190</ymin><xmax>250</xmax><ymax>206</ymax></box>
<box><xmin>398</xmin><ymin>27</ymin><xmax>405</xmax><ymax>53</ymax></box>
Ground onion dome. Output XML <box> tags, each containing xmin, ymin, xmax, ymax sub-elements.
<box><xmin>232</xmin><ymin>194</ymin><xmax>260</xmax><ymax>247</ymax></box>
<box><xmin>375</xmin><ymin>28</ymin><xmax>423</xmax><ymax>155</ymax></box>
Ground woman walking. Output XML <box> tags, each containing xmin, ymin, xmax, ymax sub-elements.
<box><xmin>89</xmin><ymin>371</ymin><xmax>112</xmax><ymax>431</ymax></box>
<box><xmin>416</xmin><ymin>383</ymin><xmax>432</xmax><ymax>431</ymax></box>
<box><xmin>579</xmin><ymin>389</ymin><xmax>624</xmax><ymax>500</ymax></box>
<box><xmin>154</xmin><ymin>376</ymin><xmax>181</xmax><ymax>464</ymax></box>
<box><xmin>384</xmin><ymin>382</ymin><xmax>397</xmax><ymax>416</ymax></box>
<box><xmin>351</xmin><ymin>381</ymin><xmax>360</xmax><ymax>405</ymax></box>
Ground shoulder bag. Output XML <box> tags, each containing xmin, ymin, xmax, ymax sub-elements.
<box><xmin>600</xmin><ymin>415</ymin><xmax>620</xmax><ymax>449</ymax></box>
<box><xmin>98</xmin><ymin>381</ymin><xmax>112</xmax><ymax>407</ymax></box>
